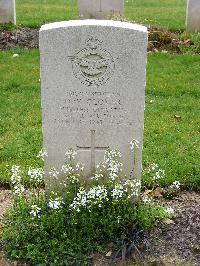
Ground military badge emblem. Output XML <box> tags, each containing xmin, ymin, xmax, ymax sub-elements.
<box><xmin>68</xmin><ymin>37</ymin><xmax>115</xmax><ymax>87</ymax></box>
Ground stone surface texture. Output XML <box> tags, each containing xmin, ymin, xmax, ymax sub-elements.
<box><xmin>39</xmin><ymin>20</ymin><xmax>147</xmax><ymax>184</ymax></box>
<box><xmin>0</xmin><ymin>0</ymin><xmax>16</xmax><ymax>24</ymax></box>
<box><xmin>186</xmin><ymin>0</ymin><xmax>200</xmax><ymax>32</ymax></box>
<box><xmin>78</xmin><ymin>0</ymin><xmax>124</xmax><ymax>19</ymax></box>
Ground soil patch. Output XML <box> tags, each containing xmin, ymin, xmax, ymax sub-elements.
<box><xmin>145</xmin><ymin>191</ymin><xmax>200</xmax><ymax>265</ymax></box>
<box><xmin>0</xmin><ymin>28</ymin><xmax>39</xmax><ymax>50</ymax></box>
<box><xmin>0</xmin><ymin>26</ymin><xmax>194</xmax><ymax>53</ymax></box>
<box><xmin>93</xmin><ymin>191</ymin><xmax>200</xmax><ymax>265</ymax></box>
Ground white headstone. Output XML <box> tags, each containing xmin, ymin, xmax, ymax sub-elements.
<box><xmin>78</xmin><ymin>0</ymin><xmax>124</xmax><ymax>19</ymax></box>
<box><xmin>186</xmin><ymin>0</ymin><xmax>200</xmax><ymax>32</ymax></box>
<box><xmin>39</xmin><ymin>20</ymin><xmax>147</xmax><ymax>185</ymax></box>
<box><xmin>0</xmin><ymin>0</ymin><xmax>16</xmax><ymax>24</ymax></box>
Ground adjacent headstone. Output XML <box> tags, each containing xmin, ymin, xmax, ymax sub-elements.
<box><xmin>39</xmin><ymin>20</ymin><xmax>147</xmax><ymax>185</ymax></box>
<box><xmin>186</xmin><ymin>0</ymin><xmax>200</xmax><ymax>32</ymax></box>
<box><xmin>0</xmin><ymin>0</ymin><xmax>16</xmax><ymax>24</ymax></box>
<box><xmin>78</xmin><ymin>0</ymin><xmax>124</xmax><ymax>19</ymax></box>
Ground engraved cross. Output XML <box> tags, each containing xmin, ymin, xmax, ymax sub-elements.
<box><xmin>77</xmin><ymin>130</ymin><xmax>109</xmax><ymax>171</ymax></box>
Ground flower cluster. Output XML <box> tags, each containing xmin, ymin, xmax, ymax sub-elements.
<box><xmin>61</xmin><ymin>162</ymin><xmax>84</xmax><ymax>184</ymax></box>
<box><xmin>37</xmin><ymin>148</ymin><xmax>48</xmax><ymax>161</ymax></box>
<box><xmin>65</xmin><ymin>148</ymin><xmax>77</xmax><ymax>160</ymax></box>
<box><xmin>111</xmin><ymin>183</ymin><xmax>124</xmax><ymax>200</ymax></box>
<box><xmin>142</xmin><ymin>195</ymin><xmax>153</xmax><ymax>204</ymax></box>
<box><xmin>30</xmin><ymin>205</ymin><xmax>41</xmax><ymax>218</ymax></box>
<box><xmin>70</xmin><ymin>177</ymin><xmax>141</xmax><ymax>212</ymax></box>
<box><xmin>146</xmin><ymin>163</ymin><xmax>165</xmax><ymax>182</ymax></box>
<box><xmin>146</xmin><ymin>163</ymin><xmax>159</xmax><ymax>173</ymax></box>
<box><xmin>170</xmin><ymin>181</ymin><xmax>181</xmax><ymax>190</ymax></box>
<box><xmin>97</xmin><ymin>149</ymin><xmax>123</xmax><ymax>181</ymax></box>
<box><xmin>87</xmin><ymin>185</ymin><xmax>108</xmax><ymax>208</ymax></box>
<box><xmin>13</xmin><ymin>184</ymin><xmax>25</xmax><ymax>195</ymax></box>
<box><xmin>124</xmin><ymin>179</ymin><xmax>141</xmax><ymax>198</ymax></box>
<box><xmin>49</xmin><ymin>167</ymin><xmax>59</xmax><ymax>179</ymax></box>
<box><xmin>28</xmin><ymin>167</ymin><xmax>44</xmax><ymax>184</ymax></box>
<box><xmin>91</xmin><ymin>173</ymin><xmax>103</xmax><ymax>181</ymax></box>
<box><xmin>70</xmin><ymin>185</ymin><xmax>109</xmax><ymax>212</ymax></box>
<box><xmin>11</xmin><ymin>165</ymin><xmax>25</xmax><ymax>196</ymax></box>
<box><xmin>64</xmin><ymin>148</ymin><xmax>142</xmax><ymax>212</ymax></box>
<box><xmin>70</xmin><ymin>187</ymin><xmax>87</xmax><ymax>212</ymax></box>
<box><xmin>48</xmin><ymin>193</ymin><xmax>63</xmax><ymax>210</ymax></box>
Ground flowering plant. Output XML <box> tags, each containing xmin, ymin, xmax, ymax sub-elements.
<box><xmin>3</xmin><ymin>142</ymin><xmax>168</xmax><ymax>265</ymax></box>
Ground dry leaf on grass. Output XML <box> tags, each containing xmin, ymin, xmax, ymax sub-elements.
<box><xmin>153</xmin><ymin>187</ymin><xmax>162</xmax><ymax>197</ymax></box>
<box><xmin>174</xmin><ymin>114</ymin><xmax>181</xmax><ymax>120</ymax></box>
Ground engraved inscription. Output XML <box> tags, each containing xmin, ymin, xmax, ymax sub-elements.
<box><xmin>68</xmin><ymin>37</ymin><xmax>115</xmax><ymax>87</ymax></box>
<box><xmin>53</xmin><ymin>91</ymin><xmax>131</xmax><ymax>126</ymax></box>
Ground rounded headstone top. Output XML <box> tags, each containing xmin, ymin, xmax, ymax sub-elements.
<box><xmin>40</xmin><ymin>20</ymin><xmax>147</xmax><ymax>33</ymax></box>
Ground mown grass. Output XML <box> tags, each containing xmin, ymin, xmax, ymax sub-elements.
<box><xmin>0</xmin><ymin>50</ymin><xmax>199</xmax><ymax>188</ymax></box>
<box><xmin>0</xmin><ymin>50</ymin><xmax>42</xmax><ymax>184</ymax></box>
<box><xmin>15</xmin><ymin>0</ymin><xmax>186</xmax><ymax>30</ymax></box>
<box><xmin>125</xmin><ymin>0</ymin><xmax>186</xmax><ymax>31</ymax></box>
<box><xmin>16</xmin><ymin>0</ymin><xmax>77</xmax><ymax>28</ymax></box>
<box><xmin>145</xmin><ymin>53</ymin><xmax>200</xmax><ymax>189</ymax></box>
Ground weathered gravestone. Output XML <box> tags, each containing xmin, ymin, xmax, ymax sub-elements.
<box><xmin>186</xmin><ymin>0</ymin><xmax>200</xmax><ymax>32</ymax></box>
<box><xmin>78</xmin><ymin>0</ymin><xmax>124</xmax><ymax>19</ymax></box>
<box><xmin>39</xmin><ymin>20</ymin><xmax>147</xmax><ymax>185</ymax></box>
<box><xmin>0</xmin><ymin>0</ymin><xmax>16</xmax><ymax>24</ymax></box>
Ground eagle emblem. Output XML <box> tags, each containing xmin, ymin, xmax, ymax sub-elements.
<box><xmin>68</xmin><ymin>37</ymin><xmax>115</xmax><ymax>87</ymax></box>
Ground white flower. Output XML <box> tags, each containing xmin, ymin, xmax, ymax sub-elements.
<box><xmin>147</xmin><ymin>163</ymin><xmax>159</xmax><ymax>173</ymax></box>
<box><xmin>101</xmin><ymin>149</ymin><xmax>123</xmax><ymax>181</ymax></box>
<box><xmin>109</xmin><ymin>172</ymin><xmax>118</xmax><ymax>181</ymax></box>
<box><xmin>69</xmin><ymin>175</ymin><xmax>80</xmax><ymax>184</ymax></box>
<box><xmin>37</xmin><ymin>148</ymin><xmax>48</xmax><ymax>161</ymax></box>
<box><xmin>11</xmin><ymin>165</ymin><xmax>24</xmax><ymax>190</ymax></box>
<box><xmin>30</xmin><ymin>205</ymin><xmax>41</xmax><ymax>218</ymax></box>
<box><xmin>75</xmin><ymin>163</ymin><xmax>84</xmax><ymax>171</ymax></box>
<box><xmin>165</xmin><ymin>207</ymin><xmax>174</xmax><ymax>216</ymax></box>
<box><xmin>142</xmin><ymin>195</ymin><xmax>152</xmax><ymax>204</ymax></box>
<box><xmin>87</xmin><ymin>185</ymin><xmax>108</xmax><ymax>205</ymax></box>
<box><xmin>61</xmin><ymin>164</ymin><xmax>80</xmax><ymax>183</ymax></box>
<box><xmin>104</xmin><ymin>149</ymin><xmax>122</xmax><ymax>162</ymax></box>
<box><xmin>49</xmin><ymin>167</ymin><xmax>59</xmax><ymax>179</ymax></box>
<box><xmin>61</xmin><ymin>164</ymin><xmax>74</xmax><ymax>175</ymax></box>
<box><xmin>152</xmin><ymin>169</ymin><xmax>165</xmax><ymax>181</ymax></box>
<box><xmin>170</xmin><ymin>181</ymin><xmax>181</xmax><ymax>190</ymax></box>
<box><xmin>70</xmin><ymin>187</ymin><xmax>87</xmax><ymax>211</ymax></box>
<box><xmin>48</xmin><ymin>196</ymin><xmax>63</xmax><ymax>209</ymax></box>
<box><xmin>130</xmin><ymin>139</ymin><xmax>139</xmax><ymax>151</ymax></box>
<box><xmin>11</xmin><ymin>165</ymin><xmax>21</xmax><ymax>176</ymax></box>
<box><xmin>11</xmin><ymin>174</ymin><xmax>22</xmax><ymax>185</ymax></box>
<box><xmin>13</xmin><ymin>184</ymin><xmax>25</xmax><ymax>195</ymax></box>
<box><xmin>28</xmin><ymin>167</ymin><xmax>44</xmax><ymax>183</ymax></box>
<box><xmin>65</xmin><ymin>148</ymin><xmax>77</xmax><ymax>160</ymax></box>
<box><xmin>111</xmin><ymin>183</ymin><xmax>124</xmax><ymax>200</ymax></box>
<box><xmin>91</xmin><ymin>173</ymin><xmax>103</xmax><ymax>181</ymax></box>
<box><xmin>124</xmin><ymin>179</ymin><xmax>141</xmax><ymax>198</ymax></box>
<box><xmin>70</xmin><ymin>185</ymin><xmax>109</xmax><ymax>211</ymax></box>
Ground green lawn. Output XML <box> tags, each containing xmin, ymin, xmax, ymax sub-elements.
<box><xmin>125</xmin><ymin>0</ymin><xmax>186</xmax><ymax>31</ymax></box>
<box><xmin>0</xmin><ymin>50</ymin><xmax>42</xmax><ymax>184</ymax></box>
<box><xmin>16</xmin><ymin>0</ymin><xmax>78</xmax><ymax>28</ymax></box>
<box><xmin>15</xmin><ymin>0</ymin><xmax>186</xmax><ymax>30</ymax></box>
<box><xmin>0</xmin><ymin>50</ymin><xmax>199</xmax><ymax>188</ymax></box>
